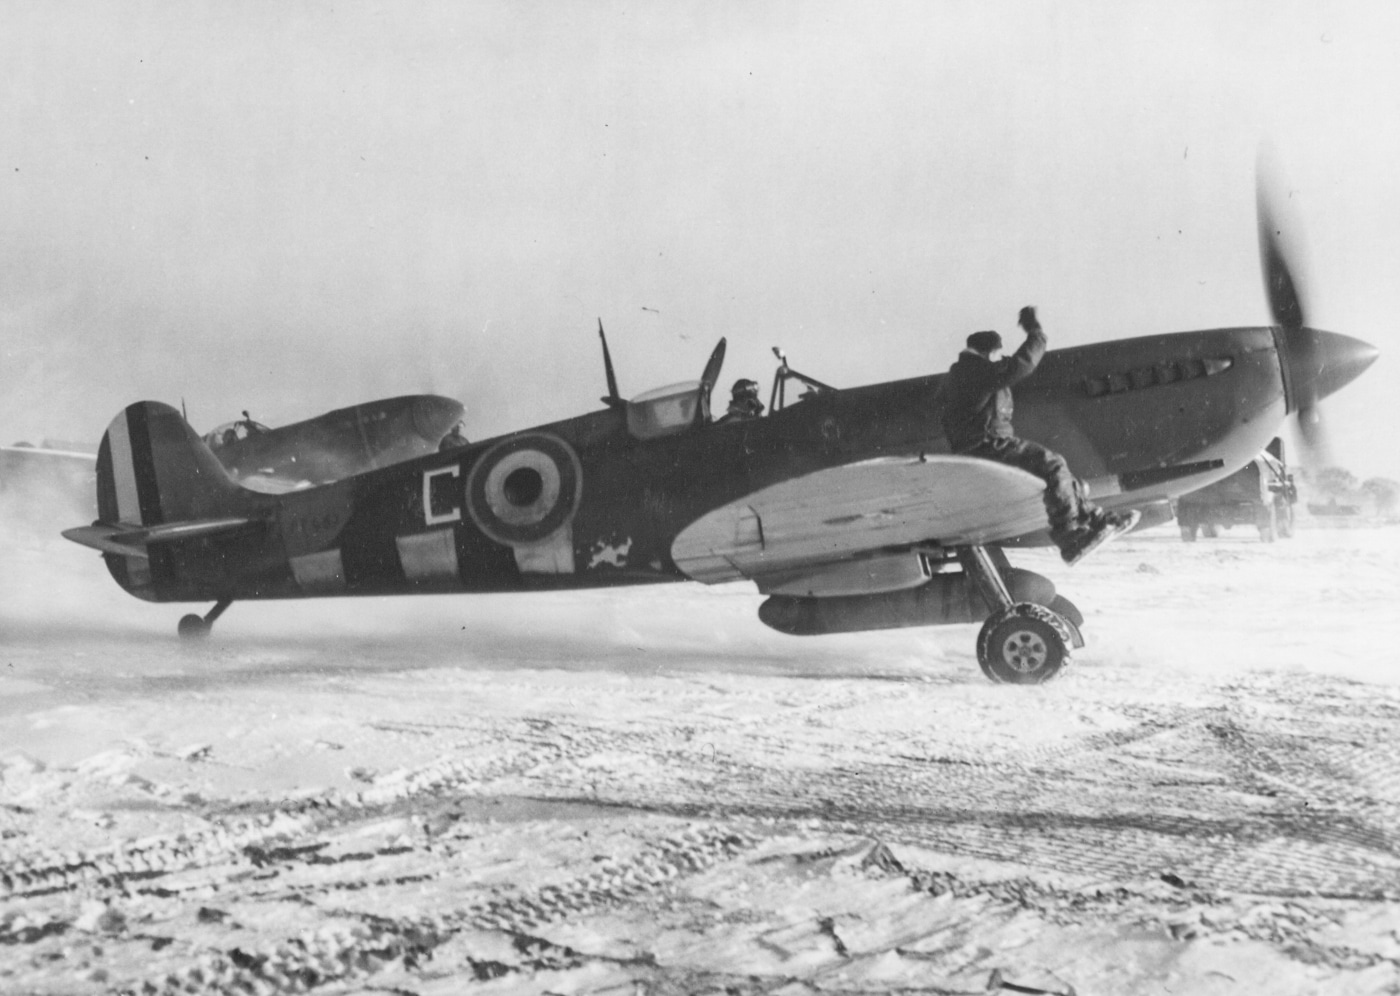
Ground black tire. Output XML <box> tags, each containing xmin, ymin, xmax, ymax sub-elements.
<box><xmin>976</xmin><ymin>602</ymin><xmax>1071</xmax><ymax>684</ymax></box>
<box><xmin>1201</xmin><ymin>523</ymin><xmax>1220</xmax><ymax>539</ymax></box>
<box><xmin>177</xmin><ymin>614</ymin><xmax>210</xmax><ymax>640</ymax></box>
<box><xmin>1180</xmin><ymin>524</ymin><xmax>1198</xmax><ymax>542</ymax></box>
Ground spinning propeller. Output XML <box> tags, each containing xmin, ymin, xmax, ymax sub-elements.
<box><xmin>1255</xmin><ymin>149</ymin><xmax>1378</xmax><ymax>467</ymax></box>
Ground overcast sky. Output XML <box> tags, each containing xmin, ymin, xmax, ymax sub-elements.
<box><xmin>3</xmin><ymin>1</ymin><xmax>1397</xmax><ymax>479</ymax></box>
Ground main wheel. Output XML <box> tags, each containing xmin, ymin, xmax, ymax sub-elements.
<box><xmin>976</xmin><ymin>602</ymin><xmax>1071</xmax><ymax>684</ymax></box>
<box><xmin>177</xmin><ymin>614</ymin><xmax>210</xmax><ymax>640</ymax></box>
<box><xmin>1180</xmin><ymin>523</ymin><xmax>1198</xmax><ymax>542</ymax></box>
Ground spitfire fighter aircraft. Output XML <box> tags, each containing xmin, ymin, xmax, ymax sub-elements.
<box><xmin>195</xmin><ymin>394</ymin><xmax>466</xmax><ymax>492</ymax></box>
<box><xmin>63</xmin><ymin>183</ymin><xmax>1378</xmax><ymax>682</ymax></box>
<box><xmin>5</xmin><ymin>394</ymin><xmax>465</xmax><ymax>513</ymax></box>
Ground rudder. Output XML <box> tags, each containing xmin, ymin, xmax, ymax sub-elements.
<box><xmin>97</xmin><ymin>401</ymin><xmax>248</xmax><ymax>526</ymax></box>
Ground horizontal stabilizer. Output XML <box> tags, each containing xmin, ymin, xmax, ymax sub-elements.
<box><xmin>62</xmin><ymin>516</ymin><xmax>255</xmax><ymax>559</ymax></box>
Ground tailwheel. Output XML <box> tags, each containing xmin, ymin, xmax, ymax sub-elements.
<box><xmin>177</xmin><ymin>598</ymin><xmax>232</xmax><ymax>640</ymax></box>
<box><xmin>177</xmin><ymin>614</ymin><xmax>210</xmax><ymax>640</ymax></box>
<box><xmin>976</xmin><ymin>602</ymin><xmax>1072</xmax><ymax>684</ymax></box>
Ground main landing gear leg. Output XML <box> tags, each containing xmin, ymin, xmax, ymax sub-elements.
<box><xmin>178</xmin><ymin>599</ymin><xmax>232</xmax><ymax>641</ymax></box>
<box><xmin>956</xmin><ymin>545</ymin><xmax>1074</xmax><ymax>685</ymax></box>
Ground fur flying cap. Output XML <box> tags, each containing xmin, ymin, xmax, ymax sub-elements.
<box><xmin>966</xmin><ymin>330</ymin><xmax>1003</xmax><ymax>353</ymax></box>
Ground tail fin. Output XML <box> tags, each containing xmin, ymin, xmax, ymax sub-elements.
<box><xmin>96</xmin><ymin>401</ymin><xmax>248</xmax><ymax>526</ymax></box>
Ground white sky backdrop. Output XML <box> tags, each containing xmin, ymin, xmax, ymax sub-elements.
<box><xmin>3</xmin><ymin>1</ymin><xmax>1398</xmax><ymax>478</ymax></box>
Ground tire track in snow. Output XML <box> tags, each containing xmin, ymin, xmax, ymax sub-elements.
<box><xmin>0</xmin><ymin>722</ymin><xmax>579</xmax><ymax>900</ymax></box>
<box><xmin>879</xmin><ymin>852</ymin><xmax>1400</xmax><ymax>974</ymax></box>
<box><xmin>495</xmin><ymin>703</ymin><xmax>1400</xmax><ymax>901</ymax></box>
<box><xmin>5</xmin><ymin>668</ymin><xmax>1398</xmax><ymax>990</ymax></box>
<box><xmin>133</xmin><ymin>824</ymin><xmax>755</xmax><ymax>996</ymax></box>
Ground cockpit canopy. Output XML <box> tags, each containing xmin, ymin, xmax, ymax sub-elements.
<box><xmin>204</xmin><ymin>418</ymin><xmax>270</xmax><ymax>450</ymax></box>
<box><xmin>626</xmin><ymin>381</ymin><xmax>708</xmax><ymax>440</ymax></box>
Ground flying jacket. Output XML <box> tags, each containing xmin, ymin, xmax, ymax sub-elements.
<box><xmin>940</xmin><ymin>326</ymin><xmax>1047</xmax><ymax>453</ymax></box>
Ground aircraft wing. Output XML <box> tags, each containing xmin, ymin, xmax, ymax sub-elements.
<box><xmin>233</xmin><ymin>473</ymin><xmax>318</xmax><ymax>495</ymax></box>
<box><xmin>1</xmin><ymin>443</ymin><xmax>96</xmax><ymax>476</ymax></box>
<box><xmin>671</xmin><ymin>455</ymin><xmax>1048</xmax><ymax>585</ymax></box>
<box><xmin>1</xmin><ymin>444</ymin><xmax>98</xmax><ymax>518</ymax></box>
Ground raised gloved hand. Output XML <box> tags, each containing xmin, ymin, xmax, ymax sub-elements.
<box><xmin>1017</xmin><ymin>306</ymin><xmax>1040</xmax><ymax>332</ymax></box>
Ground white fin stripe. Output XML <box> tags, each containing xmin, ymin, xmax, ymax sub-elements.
<box><xmin>107</xmin><ymin>412</ymin><xmax>142</xmax><ymax>525</ymax></box>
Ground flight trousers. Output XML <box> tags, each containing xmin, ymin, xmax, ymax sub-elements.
<box><xmin>959</xmin><ymin>435</ymin><xmax>1096</xmax><ymax>542</ymax></box>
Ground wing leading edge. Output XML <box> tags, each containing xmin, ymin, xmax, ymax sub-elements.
<box><xmin>671</xmin><ymin>455</ymin><xmax>1048</xmax><ymax>586</ymax></box>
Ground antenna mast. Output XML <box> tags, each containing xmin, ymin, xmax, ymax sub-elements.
<box><xmin>598</xmin><ymin>318</ymin><xmax>623</xmax><ymax>408</ymax></box>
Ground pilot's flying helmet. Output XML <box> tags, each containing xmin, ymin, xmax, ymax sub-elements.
<box><xmin>966</xmin><ymin>330</ymin><xmax>1003</xmax><ymax>354</ymax></box>
<box><xmin>732</xmin><ymin>378</ymin><xmax>760</xmax><ymax>397</ymax></box>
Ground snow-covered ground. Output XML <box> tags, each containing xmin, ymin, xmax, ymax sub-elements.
<box><xmin>3</xmin><ymin>507</ymin><xmax>1399</xmax><ymax>995</ymax></box>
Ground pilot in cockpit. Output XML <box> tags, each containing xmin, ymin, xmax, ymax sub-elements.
<box><xmin>438</xmin><ymin>422</ymin><xmax>469</xmax><ymax>451</ymax></box>
<box><xmin>209</xmin><ymin>411</ymin><xmax>267</xmax><ymax>450</ymax></box>
<box><xmin>720</xmin><ymin>379</ymin><xmax>765</xmax><ymax>422</ymax></box>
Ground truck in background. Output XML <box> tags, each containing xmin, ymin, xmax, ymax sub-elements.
<box><xmin>1174</xmin><ymin>438</ymin><xmax>1297</xmax><ymax>542</ymax></box>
